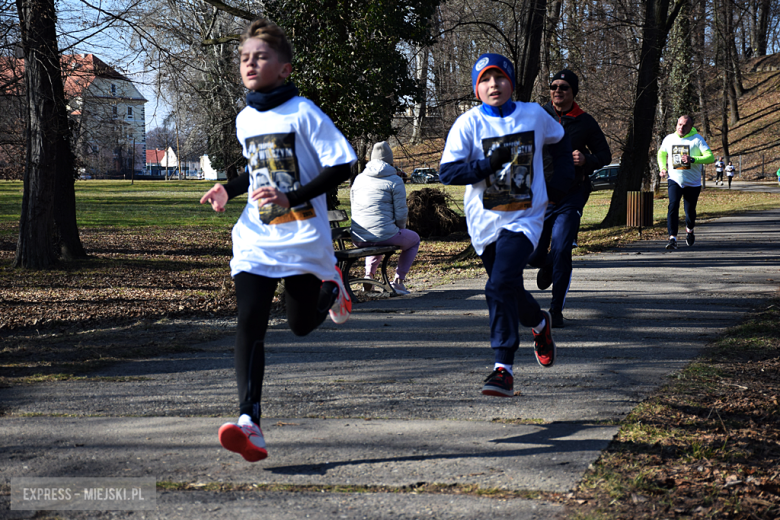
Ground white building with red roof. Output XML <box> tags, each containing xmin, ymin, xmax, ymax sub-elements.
<box><xmin>63</xmin><ymin>54</ymin><xmax>147</xmax><ymax>178</ymax></box>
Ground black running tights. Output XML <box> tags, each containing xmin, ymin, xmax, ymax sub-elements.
<box><xmin>233</xmin><ymin>271</ymin><xmax>336</xmax><ymax>424</ymax></box>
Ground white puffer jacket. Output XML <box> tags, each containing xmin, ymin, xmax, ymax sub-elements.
<box><xmin>350</xmin><ymin>160</ymin><xmax>408</xmax><ymax>243</ymax></box>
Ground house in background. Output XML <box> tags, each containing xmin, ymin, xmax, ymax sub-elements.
<box><xmin>200</xmin><ymin>155</ymin><xmax>226</xmax><ymax>180</ymax></box>
<box><xmin>145</xmin><ymin>148</ymin><xmax>176</xmax><ymax>178</ymax></box>
<box><xmin>64</xmin><ymin>54</ymin><xmax>147</xmax><ymax>179</ymax></box>
<box><xmin>145</xmin><ymin>148</ymin><xmax>201</xmax><ymax>179</ymax></box>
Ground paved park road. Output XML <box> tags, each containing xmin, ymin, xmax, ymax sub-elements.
<box><xmin>2</xmin><ymin>201</ymin><xmax>779</xmax><ymax>519</ymax></box>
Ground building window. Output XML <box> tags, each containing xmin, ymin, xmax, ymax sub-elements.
<box><xmin>127</xmin><ymin>107</ymin><xmax>133</xmax><ymax>119</ymax></box>
<box><xmin>112</xmin><ymin>106</ymin><xmax>118</xmax><ymax>119</ymax></box>
<box><xmin>111</xmin><ymin>84</ymin><xmax>116</xmax><ymax>96</ymax></box>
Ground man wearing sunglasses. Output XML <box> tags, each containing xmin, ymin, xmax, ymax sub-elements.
<box><xmin>528</xmin><ymin>69</ymin><xmax>611</xmax><ymax>328</ymax></box>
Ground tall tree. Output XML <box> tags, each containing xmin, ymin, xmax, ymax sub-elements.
<box><xmin>749</xmin><ymin>0</ymin><xmax>772</xmax><ymax>56</ymax></box>
<box><xmin>539</xmin><ymin>0</ymin><xmax>563</xmax><ymax>98</ymax></box>
<box><xmin>14</xmin><ymin>0</ymin><xmax>84</xmax><ymax>268</ymax></box>
<box><xmin>602</xmin><ymin>0</ymin><xmax>686</xmax><ymax>227</ymax></box>
<box><xmin>410</xmin><ymin>45</ymin><xmax>430</xmax><ymax>144</ymax></box>
<box><xmin>668</xmin><ymin>0</ymin><xmax>697</xmax><ymax>120</ymax></box>
<box><xmin>692</xmin><ymin>0</ymin><xmax>711</xmax><ymax>140</ymax></box>
<box><xmin>438</xmin><ymin>0</ymin><xmax>546</xmax><ymax>103</ymax></box>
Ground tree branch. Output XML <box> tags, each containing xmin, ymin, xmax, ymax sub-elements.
<box><xmin>198</xmin><ymin>0</ymin><xmax>254</xmax><ymax>21</ymax></box>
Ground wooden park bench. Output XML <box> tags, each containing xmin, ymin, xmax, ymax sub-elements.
<box><xmin>328</xmin><ymin>210</ymin><xmax>400</xmax><ymax>300</ymax></box>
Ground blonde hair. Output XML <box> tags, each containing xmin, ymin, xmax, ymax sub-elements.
<box><xmin>239</xmin><ymin>18</ymin><xmax>293</xmax><ymax>64</ymax></box>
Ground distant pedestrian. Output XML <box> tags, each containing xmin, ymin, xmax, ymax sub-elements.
<box><xmin>350</xmin><ymin>141</ymin><xmax>420</xmax><ymax>295</ymax></box>
<box><xmin>440</xmin><ymin>52</ymin><xmax>575</xmax><ymax>397</ymax></box>
<box><xmin>714</xmin><ymin>157</ymin><xmax>725</xmax><ymax>185</ymax></box>
<box><xmin>658</xmin><ymin>115</ymin><xmax>715</xmax><ymax>250</ymax></box>
<box><xmin>776</xmin><ymin>167</ymin><xmax>780</xmax><ymax>185</ymax></box>
<box><xmin>726</xmin><ymin>161</ymin><xmax>735</xmax><ymax>189</ymax></box>
<box><xmin>199</xmin><ymin>18</ymin><xmax>355</xmax><ymax>463</ymax></box>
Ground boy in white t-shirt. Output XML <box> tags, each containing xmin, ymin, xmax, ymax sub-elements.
<box><xmin>200</xmin><ymin>18</ymin><xmax>356</xmax><ymax>462</ymax></box>
<box><xmin>439</xmin><ymin>53</ymin><xmax>574</xmax><ymax>398</ymax></box>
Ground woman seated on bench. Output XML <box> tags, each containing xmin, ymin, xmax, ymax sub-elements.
<box><xmin>350</xmin><ymin>142</ymin><xmax>420</xmax><ymax>295</ymax></box>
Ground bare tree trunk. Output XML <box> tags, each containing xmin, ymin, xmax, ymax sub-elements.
<box><xmin>602</xmin><ymin>0</ymin><xmax>685</xmax><ymax>226</ymax></box>
<box><xmin>14</xmin><ymin>0</ymin><xmax>63</xmax><ymax>268</ymax></box>
<box><xmin>721</xmin><ymin>72</ymin><xmax>731</xmax><ymax>159</ymax></box>
<box><xmin>717</xmin><ymin>0</ymin><xmax>740</xmax><ymax>124</ymax></box>
<box><xmin>55</xmin><ymin>171</ymin><xmax>86</xmax><ymax>260</ymax></box>
<box><xmin>515</xmin><ymin>0</ymin><xmax>546</xmax><ymax>102</ymax></box>
<box><xmin>730</xmin><ymin>38</ymin><xmax>745</xmax><ymax>97</ymax></box>
<box><xmin>410</xmin><ymin>46</ymin><xmax>429</xmax><ymax>145</ymax></box>
<box><xmin>540</xmin><ymin>0</ymin><xmax>563</xmax><ymax>90</ymax></box>
<box><xmin>693</xmin><ymin>0</ymin><xmax>711</xmax><ymax>139</ymax></box>
<box><xmin>728</xmin><ymin>80</ymin><xmax>739</xmax><ymax>125</ymax></box>
<box><xmin>750</xmin><ymin>0</ymin><xmax>771</xmax><ymax>56</ymax></box>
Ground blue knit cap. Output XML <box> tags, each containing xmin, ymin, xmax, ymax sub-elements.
<box><xmin>472</xmin><ymin>53</ymin><xmax>515</xmax><ymax>99</ymax></box>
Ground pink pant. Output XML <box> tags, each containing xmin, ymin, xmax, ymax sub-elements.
<box><xmin>354</xmin><ymin>229</ymin><xmax>420</xmax><ymax>279</ymax></box>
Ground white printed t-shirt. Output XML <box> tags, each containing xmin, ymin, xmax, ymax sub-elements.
<box><xmin>440</xmin><ymin>102</ymin><xmax>565</xmax><ymax>255</ymax></box>
<box><xmin>659</xmin><ymin>131</ymin><xmax>711</xmax><ymax>188</ymax></box>
<box><xmin>230</xmin><ymin>97</ymin><xmax>357</xmax><ymax>281</ymax></box>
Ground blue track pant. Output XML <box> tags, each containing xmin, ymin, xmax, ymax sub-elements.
<box><xmin>528</xmin><ymin>191</ymin><xmax>585</xmax><ymax>313</ymax></box>
<box><xmin>480</xmin><ymin>229</ymin><xmax>544</xmax><ymax>365</ymax></box>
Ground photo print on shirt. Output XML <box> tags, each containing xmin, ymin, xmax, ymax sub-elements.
<box><xmin>672</xmin><ymin>144</ymin><xmax>691</xmax><ymax>170</ymax></box>
<box><xmin>481</xmin><ymin>131</ymin><xmax>535</xmax><ymax>212</ymax></box>
<box><xmin>246</xmin><ymin>132</ymin><xmax>316</xmax><ymax>225</ymax></box>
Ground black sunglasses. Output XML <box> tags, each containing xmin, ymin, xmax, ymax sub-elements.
<box><xmin>550</xmin><ymin>84</ymin><xmax>570</xmax><ymax>91</ymax></box>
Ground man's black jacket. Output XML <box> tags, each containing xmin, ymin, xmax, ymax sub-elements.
<box><xmin>542</xmin><ymin>101</ymin><xmax>611</xmax><ymax>197</ymax></box>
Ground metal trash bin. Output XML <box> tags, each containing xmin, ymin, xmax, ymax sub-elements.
<box><xmin>626</xmin><ymin>191</ymin><xmax>653</xmax><ymax>234</ymax></box>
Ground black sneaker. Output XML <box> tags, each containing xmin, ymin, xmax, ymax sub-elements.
<box><xmin>665</xmin><ymin>238</ymin><xmax>678</xmax><ymax>250</ymax></box>
<box><xmin>550</xmin><ymin>309</ymin><xmax>564</xmax><ymax>328</ymax></box>
<box><xmin>686</xmin><ymin>231</ymin><xmax>695</xmax><ymax>246</ymax></box>
<box><xmin>536</xmin><ymin>263</ymin><xmax>553</xmax><ymax>290</ymax></box>
<box><xmin>481</xmin><ymin>367</ymin><xmax>514</xmax><ymax>397</ymax></box>
<box><xmin>532</xmin><ymin>310</ymin><xmax>556</xmax><ymax>368</ymax></box>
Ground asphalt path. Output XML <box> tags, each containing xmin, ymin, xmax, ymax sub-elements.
<box><xmin>2</xmin><ymin>195</ymin><xmax>779</xmax><ymax>519</ymax></box>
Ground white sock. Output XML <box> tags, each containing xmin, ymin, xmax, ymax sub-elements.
<box><xmin>669</xmin><ymin>236</ymin><xmax>676</xmax><ymax>241</ymax></box>
<box><xmin>494</xmin><ymin>363</ymin><xmax>513</xmax><ymax>376</ymax></box>
<box><xmin>686</xmin><ymin>228</ymin><xmax>693</xmax><ymax>234</ymax></box>
<box><xmin>238</xmin><ymin>414</ymin><xmax>254</xmax><ymax>426</ymax></box>
<box><xmin>532</xmin><ymin>319</ymin><xmax>546</xmax><ymax>334</ymax></box>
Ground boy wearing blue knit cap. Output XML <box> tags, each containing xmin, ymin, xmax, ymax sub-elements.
<box><xmin>439</xmin><ymin>53</ymin><xmax>575</xmax><ymax>397</ymax></box>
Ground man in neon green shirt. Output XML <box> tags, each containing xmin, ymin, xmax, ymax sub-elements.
<box><xmin>658</xmin><ymin>115</ymin><xmax>715</xmax><ymax>250</ymax></box>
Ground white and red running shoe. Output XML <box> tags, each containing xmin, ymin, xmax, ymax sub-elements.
<box><xmin>218</xmin><ymin>415</ymin><xmax>267</xmax><ymax>462</ymax></box>
<box><xmin>328</xmin><ymin>265</ymin><xmax>352</xmax><ymax>324</ymax></box>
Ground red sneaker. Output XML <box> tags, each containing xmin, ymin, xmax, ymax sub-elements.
<box><xmin>481</xmin><ymin>367</ymin><xmax>514</xmax><ymax>397</ymax></box>
<box><xmin>532</xmin><ymin>310</ymin><xmax>557</xmax><ymax>368</ymax></box>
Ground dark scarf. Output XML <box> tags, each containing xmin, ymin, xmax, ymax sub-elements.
<box><xmin>246</xmin><ymin>82</ymin><xmax>299</xmax><ymax>112</ymax></box>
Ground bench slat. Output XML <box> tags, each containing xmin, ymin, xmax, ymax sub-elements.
<box><xmin>335</xmin><ymin>246</ymin><xmax>397</xmax><ymax>259</ymax></box>
<box><xmin>329</xmin><ymin>212</ymin><xmax>401</xmax><ymax>300</ymax></box>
